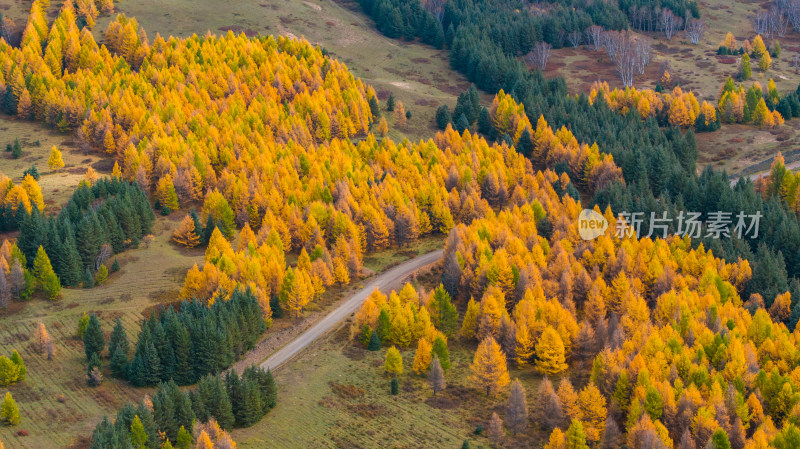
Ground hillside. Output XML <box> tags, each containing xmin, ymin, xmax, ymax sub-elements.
<box><xmin>3</xmin><ymin>0</ymin><xmax>800</xmax><ymax>448</ymax></box>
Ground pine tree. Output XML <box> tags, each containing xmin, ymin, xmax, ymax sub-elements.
<box><xmin>390</xmin><ymin>377</ymin><xmax>399</xmax><ymax>395</ymax></box>
<box><xmin>368</xmin><ymin>96</ymin><xmax>381</xmax><ymax>120</ymax></box>
<box><xmin>436</xmin><ymin>105</ymin><xmax>452</xmax><ymax>130</ymax></box>
<box><xmin>430</xmin><ymin>285</ymin><xmax>458</xmax><ymax>335</ymax></box>
<box><xmin>1</xmin><ymin>392</ymin><xmax>20</xmax><ymax>425</ymax></box>
<box><xmin>506</xmin><ymin>379</ymin><xmax>528</xmax><ymax>435</ymax></box>
<box><xmin>387</xmin><ymin>94</ymin><xmax>395</xmax><ymax>111</ymax></box>
<box><xmin>368</xmin><ymin>330</ymin><xmax>381</xmax><ymax>351</ymax></box>
<box><xmin>516</xmin><ymin>128</ymin><xmax>534</xmax><ymax>158</ymax></box>
<box><xmin>428</xmin><ymin>356</ymin><xmax>445</xmax><ymax>396</ymax></box>
<box><xmin>712</xmin><ymin>429</ymin><xmax>732</xmax><ymax>449</ymax></box>
<box><xmin>376</xmin><ymin>309</ymin><xmax>391</xmax><ymax>343</ymax></box>
<box><xmin>384</xmin><ymin>346</ymin><xmax>403</xmax><ymax>377</ymax></box>
<box><xmin>109</xmin><ymin>318</ymin><xmax>129</xmax><ymax>376</ymax></box>
<box><xmin>470</xmin><ymin>336</ymin><xmax>510</xmax><ymax>396</ymax></box>
<box><xmin>431</xmin><ymin>335</ymin><xmax>450</xmax><ymax>370</ymax></box>
<box><xmin>83</xmin><ymin>314</ymin><xmax>105</xmax><ymax>361</ymax></box>
<box><xmin>84</xmin><ymin>267</ymin><xmax>95</xmax><ymax>288</ymax></box>
<box><xmin>535</xmin><ymin>326</ymin><xmax>568</xmax><ymax>375</ymax></box>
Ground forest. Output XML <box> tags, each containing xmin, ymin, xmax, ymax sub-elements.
<box><xmin>1</xmin><ymin>0</ymin><xmax>800</xmax><ymax>447</ymax></box>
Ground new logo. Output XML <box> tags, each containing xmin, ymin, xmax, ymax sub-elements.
<box><xmin>578</xmin><ymin>209</ymin><xmax>608</xmax><ymax>240</ymax></box>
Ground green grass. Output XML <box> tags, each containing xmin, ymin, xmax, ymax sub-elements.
<box><xmin>363</xmin><ymin>235</ymin><xmax>445</xmax><ymax>273</ymax></box>
<box><xmin>232</xmin><ymin>322</ymin><xmax>551</xmax><ymax>449</ymax></box>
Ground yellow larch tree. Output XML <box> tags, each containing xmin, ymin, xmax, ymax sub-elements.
<box><xmin>460</xmin><ymin>297</ymin><xmax>480</xmax><ymax>340</ymax></box>
<box><xmin>470</xmin><ymin>335</ymin><xmax>510</xmax><ymax>396</ymax></box>
<box><xmin>172</xmin><ymin>215</ymin><xmax>200</xmax><ymax>248</ymax></box>
<box><xmin>535</xmin><ymin>326</ymin><xmax>568</xmax><ymax>375</ymax></box>
<box><xmin>48</xmin><ymin>146</ymin><xmax>64</xmax><ymax>171</ymax></box>
<box><xmin>514</xmin><ymin>322</ymin><xmax>534</xmax><ymax>367</ymax></box>
<box><xmin>412</xmin><ymin>338</ymin><xmax>433</xmax><ymax>375</ymax></box>
<box><xmin>384</xmin><ymin>346</ymin><xmax>403</xmax><ymax>376</ymax></box>
<box><xmin>21</xmin><ymin>174</ymin><xmax>44</xmax><ymax>212</ymax></box>
<box><xmin>576</xmin><ymin>383</ymin><xmax>607</xmax><ymax>443</ymax></box>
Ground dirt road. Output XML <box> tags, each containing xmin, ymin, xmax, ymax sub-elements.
<box><xmin>259</xmin><ymin>249</ymin><xmax>443</xmax><ymax>371</ymax></box>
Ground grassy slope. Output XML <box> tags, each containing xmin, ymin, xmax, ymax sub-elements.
<box><xmin>0</xmin><ymin>116</ymin><xmax>110</xmax><ymax>209</ymax></box>
<box><xmin>231</xmin><ymin>266</ymin><xmax>550</xmax><ymax>449</ymax></box>
<box><xmin>540</xmin><ymin>0</ymin><xmax>800</xmax><ymax>175</ymax></box>
<box><xmin>0</xmin><ymin>213</ymin><xmax>205</xmax><ymax>448</ymax></box>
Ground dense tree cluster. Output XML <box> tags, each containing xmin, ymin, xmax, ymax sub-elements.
<box><xmin>757</xmin><ymin>154</ymin><xmax>800</xmax><ymax>216</ymax></box>
<box><xmin>589</xmin><ymin>81</ymin><xmax>719</xmax><ymax>131</ymax></box>
<box><xmin>14</xmin><ymin>178</ymin><xmax>154</xmax><ymax>289</ymax></box>
<box><xmin>386</xmin><ymin>165</ymin><xmax>800</xmax><ymax>446</ymax></box>
<box><xmin>718</xmin><ymin>77</ymin><xmax>791</xmax><ymax>129</ymax></box>
<box><xmin>0</xmin><ymin>350</ymin><xmax>25</xmax><ymax>387</ymax></box>
<box><xmin>121</xmin><ymin>288</ymin><xmax>266</xmax><ymax>387</ymax></box>
<box><xmin>0</xmin><ymin>173</ymin><xmax>43</xmax><ymax>227</ymax></box>
<box><xmin>91</xmin><ymin>365</ymin><xmax>275</xmax><ymax>448</ymax></box>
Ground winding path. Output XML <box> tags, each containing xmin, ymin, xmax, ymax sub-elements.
<box><xmin>259</xmin><ymin>249</ymin><xmax>443</xmax><ymax>371</ymax></box>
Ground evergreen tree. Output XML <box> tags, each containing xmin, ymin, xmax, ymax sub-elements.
<box><xmin>376</xmin><ymin>309</ymin><xmax>391</xmax><ymax>343</ymax></box>
<box><xmin>516</xmin><ymin>129</ymin><xmax>534</xmax><ymax>158</ymax></box>
<box><xmin>83</xmin><ymin>314</ymin><xmax>105</xmax><ymax>361</ymax></box>
<box><xmin>430</xmin><ymin>285</ymin><xmax>458</xmax><ymax>336</ymax></box>
<box><xmin>390</xmin><ymin>377</ymin><xmax>399</xmax><ymax>395</ymax></box>
<box><xmin>84</xmin><ymin>267</ymin><xmax>95</xmax><ymax>288</ymax></box>
<box><xmin>111</xmin><ymin>346</ymin><xmax>128</xmax><ymax>378</ymax></box>
<box><xmin>478</xmin><ymin>107</ymin><xmax>494</xmax><ymax>138</ymax></box>
<box><xmin>432</xmin><ymin>336</ymin><xmax>451</xmax><ymax>370</ymax></box>
<box><xmin>455</xmin><ymin>113</ymin><xmax>470</xmax><ymax>132</ymax></box>
<box><xmin>368</xmin><ymin>330</ymin><xmax>381</xmax><ymax>351</ymax></box>
<box><xmin>368</xmin><ymin>96</ymin><xmax>381</xmax><ymax>120</ymax></box>
<box><xmin>387</xmin><ymin>94</ymin><xmax>396</xmax><ymax>111</ymax></box>
<box><xmin>435</xmin><ymin>105</ymin><xmax>452</xmax><ymax>130</ymax></box>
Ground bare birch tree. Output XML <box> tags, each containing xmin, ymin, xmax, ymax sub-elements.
<box><xmin>685</xmin><ymin>18</ymin><xmax>707</xmax><ymax>44</ymax></box>
<box><xmin>567</xmin><ymin>30</ymin><xmax>581</xmax><ymax>48</ymax></box>
<box><xmin>585</xmin><ymin>25</ymin><xmax>604</xmax><ymax>51</ymax></box>
<box><xmin>660</xmin><ymin>8</ymin><xmax>682</xmax><ymax>40</ymax></box>
<box><xmin>527</xmin><ymin>42</ymin><xmax>552</xmax><ymax>70</ymax></box>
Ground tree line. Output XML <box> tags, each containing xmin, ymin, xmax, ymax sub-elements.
<box><xmin>14</xmin><ymin>177</ymin><xmax>154</xmax><ymax>289</ymax></box>
<box><xmin>90</xmin><ymin>365</ymin><xmax>275</xmax><ymax>448</ymax></box>
<box><xmin>113</xmin><ymin>288</ymin><xmax>267</xmax><ymax>387</ymax></box>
